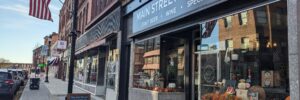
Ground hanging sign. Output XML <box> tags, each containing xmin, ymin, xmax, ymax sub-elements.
<box><xmin>40</xmin><ymin>45</ymin><xmax>48</xmax><ymax>56</ymax></box>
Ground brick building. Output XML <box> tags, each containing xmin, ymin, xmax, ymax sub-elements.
<box><xmin>58</xmin><ymin>0</ymin><xmax>123</xmax><ymax>99</ymax></box>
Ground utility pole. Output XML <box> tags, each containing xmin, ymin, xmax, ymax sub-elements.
<box><xmin>68</xmin><ymin>0</ymin><xmax>78</xmax><ymax>93</ymax></box>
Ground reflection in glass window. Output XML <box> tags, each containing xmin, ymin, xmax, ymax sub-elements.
<box><xmin>132</xmin><ymin>37</ymin><xmax>185</xmax><ymax>92</ymax></box>
<box><xmin>199</xmin><ymin>2</ymin><xmax>288</xmax><ymax>100</ymax></box>
<box><xmin>224</xmin><ymin>16</ymin><xmax>232</xmax><ymax>28</ymax></box>
<box><xmin>239</xmin><ymin>12</ymin><xmax>248</xmax><ymax>25</ymax></box>
<box><xmin>107</xmin><ymin>38</ymin><xmax>118</xmax><ymax>89</ymax></box>
<box><xmin>75</xmin><ymin>59</ymin><xmax>85</xmax><ymax>82</ymax></box>
<box><xmin>86</xmin><ymin>55</ymin><xmax>98</xmax><ymax>85</ymax></box>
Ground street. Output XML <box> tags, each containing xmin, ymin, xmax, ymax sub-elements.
<box><xmin>0</xmin><ymin>82</ymin><xmax>25</xmax><ymax>100</ymax></box>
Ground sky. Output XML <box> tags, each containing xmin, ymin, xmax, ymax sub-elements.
<box><xmin>0</xmin><ymin>0</ymin><xmax>64</xmax><ymax>63</ymax></box>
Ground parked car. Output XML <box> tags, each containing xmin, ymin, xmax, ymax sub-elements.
<box><xmin>0</xmin><ymin>69</ymin><xmax>18</xmax><ymax>99</ymax></box>
<box><xmin>7</xmin><ymin>69</ymin><xmax>22</xmax><ymax>87</ymax></box>
<box><xmin>15</xmin><ymin>69</ymin><xmax>26</xmax><ymax>86</ymax></box>
<box><xmin>22</xmin><ymin>70</ymin><xmax>29</xmax><ymax>80</ymax></box>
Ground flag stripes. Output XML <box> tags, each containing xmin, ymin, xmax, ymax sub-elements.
<box><xmin>29</xmin><ymin>0</ymin><xmax>53</xmax><ymax>21</ymax></box>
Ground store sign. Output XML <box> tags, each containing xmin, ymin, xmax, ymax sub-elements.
<box><xmin>133</xmin><ymin>0</ymin><xmax>227</xmax><ymax>34</ymax></box>
<box><xmin>40</xmin><ymin>45</ymin><xmax>48</xmax><ymax>56</ymax></box>
<box><xmin>57</xmin><ymin>40</ymin><xmax>67</xmax><ymax>50</ymax></box>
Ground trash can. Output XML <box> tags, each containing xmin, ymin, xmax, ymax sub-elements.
<box><xmin>29</xmin><ymin>78</ymin><xmax>40</xmax><ymax>90</ymax></box>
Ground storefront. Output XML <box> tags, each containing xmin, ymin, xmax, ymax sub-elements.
<box><xmin>51</xmin><ymin>40</ymin><xmax>67</xmax><ymax>80</ymax></box>
<box><xmin>74</xmin><ymin>7</ymin><xmax>121</xmax><ymax>97</ymax></box>
<box><xmin>125</xmin><ymin>0</ymin><xmax>290</xmax><ymax>100</ymax></box>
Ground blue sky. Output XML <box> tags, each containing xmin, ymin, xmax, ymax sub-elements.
<box><xmin>0</xmin><ymin>0</ymin><xmax>63</xmax><ymax>63</ymax></box>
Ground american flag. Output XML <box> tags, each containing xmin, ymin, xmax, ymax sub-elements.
<box><xmin>29</xmin><ymin>0</ymin><xmax>53</xmax><ymax>21</ymax></box>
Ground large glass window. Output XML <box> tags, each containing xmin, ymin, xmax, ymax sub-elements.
<box><xmin>133</xmin><ymin>37</ymin><xmax>161</xmax><ymax>90</ymax></box>
<box><xmin>133</xmin><ymin>36</ymin><xmax>185</xmax><ymax>92</ymax></box>
<box><xmin>86</xmin><ymin>55</ymin><xmax>98</xmax><ymax>85</ymax></box>
<box><xmin>106</xmin><ymin>38</ymin><xmax>118</xmax><ymax>89</ymax></box>
<box><xmin>199</xmin><ymin>2</ymin><xmax>288</xmax><ymax>100</ymax></box>
<box><xmin>75</xmin><ymin>59</ymin><xmax>85</xmax><ymax>82</ymax></box>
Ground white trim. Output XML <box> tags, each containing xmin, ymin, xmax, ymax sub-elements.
<box><xmin>74</xmin><ymin>85</ymin><xmax>96</xmax><ymax>95</ymax></box>
<box><xmin>74</xmin><ymin>80</ymin><xmax>97</xmax><ymax>87</ymax></box>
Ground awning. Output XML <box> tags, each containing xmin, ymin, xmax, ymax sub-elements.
<box><xmin>143</xmin><ymin>64</ymin><xmax>159</xmax><ymax>70</ymax></box>
<box><xmin>75</xmin><ymin>39</ymin><xmax>106</xmax><ymax>55</ymax></box>
<box><xmin>48</xmin><ymin>57</ymin><xmax>59</xmax><ymax>66</ymax></box>
<box><xmin>143</xmin><ymin>50</ymin><xmax>160</xmax><ymax>57</ymax></box>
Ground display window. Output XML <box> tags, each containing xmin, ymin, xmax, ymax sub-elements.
<box><xmin>86</xmin><ymin>55</ymin><xmax>98</xmax><ymax>85</ymax></box>
<box><xmin>198</xmin><ymin>1</ymin><xmax>289</xmax><ymax>100</ymax></box>
<box><xmin>106</xmin><ymin>38</ymin><xmax>118</xmax><ymax>89</ymax></box>
<box><xmin>133</xmin><ymin>36</ymin><xmax>185</xmax><ymax>92</ymax></box>
<box><xmin>75</xmin><ymin>59</ymin><xmax>85</xmax><ymax>82</ymax></box>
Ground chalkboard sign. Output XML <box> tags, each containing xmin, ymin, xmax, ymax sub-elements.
<box><xmin>66</xmin><ymin>93</ymin><xmax>91</xmax><ymax>100</ymax></box>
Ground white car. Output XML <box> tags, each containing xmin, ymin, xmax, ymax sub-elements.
<box><xmin>8</xmin><ymin>69</ymin><xmax>24</xmax><ymax>86</ymax></box>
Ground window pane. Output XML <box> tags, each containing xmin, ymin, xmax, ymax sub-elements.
<box><xmin>133</xmin><ymin>37</ymin><xmax>162</xmax><ymax>90</ymax></box>
<box><xmin>199</xmin><ymin>2</ymin><xmax>288</xmax><ymax>99</ymax></box>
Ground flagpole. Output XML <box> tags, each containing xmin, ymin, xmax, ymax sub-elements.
<box><xmin>67</xmin><ymin>0</ymin><xmax>78</xmax><ymax>93</ymax></box>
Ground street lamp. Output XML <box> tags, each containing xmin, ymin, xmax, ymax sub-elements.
<box><xmin>45</xmin><ymin>36</ymin><xmax>51</xmax><ymax>83</ymax></box>
<box><xmin>67</xmin><ymin>0</ymin><xmax>78</xmax><ymax>93</ymax></box>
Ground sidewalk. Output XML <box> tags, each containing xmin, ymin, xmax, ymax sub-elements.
<box><xmin>20</xmin><ymin>80</ymin><xmax>55</xmax><ymax>100</ymax></box>
<box><xmin>44</xmin><ymin>73</ymin><xmax>104</xmax><ymax>100</ymax></box>
<box><xmin>20</xmin><ymin>72</ymin><xmax>104</xmax><ymax>100</ymax></box>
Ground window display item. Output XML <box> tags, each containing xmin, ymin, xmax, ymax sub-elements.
<box><xmin>285</xmin><ymin>96</ymin><xmax>290</xmax><ymax>100</ymax></box>
<box><xmin>261</xmin><ymin>71</ymin><xmax>274</xmax><ymax>87</ymax></box>
<box><xmin>167</xmin><ymin>83</ymin><xmax>176</xmax><ymax>88</ymax></box>
<box><xmin>238</xmin><ymin>79</ymin><xmax>251</xmax><ymax>89</ymax></box>
<box><xmin>248</xmin><ymin>86</ymin><xmax>266</xmax><ymax>100</ymax></box>
<box><xmin>226</xmin><ymin>86</ymin><xmax>235</xmax><ymax>94</ymax></box>
<box><xmin>236</xmin><ymin>89</ymin><xmax>249</xmax><ymax>100</ymax></box>
<box><xmin>248</xmin><ymin>92</ymin><xmax>259</xmax><ymax>100</ymax></box>
<box><xmin>273</xmin><ymin>71</ymin><xmax>281</xmax><ymax>87</ymax></box>
<box><xmin>231</xmin><ymin>54</ymin><xmax>239</xmax><ymax>60</ymax></box>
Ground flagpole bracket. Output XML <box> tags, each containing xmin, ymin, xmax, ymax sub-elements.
<box><xmin>69</xmin><ymin>31</ymin><xmax>78</xmax><ymax>37</ymax></box>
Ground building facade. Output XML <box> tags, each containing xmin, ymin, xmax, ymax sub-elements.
<box><xmin>122</xmin><ymin>0</ymin><xmax>298</xmax><ymax>100</ymax></box>
<box><xmin>74</xmin><ymin>0</ymin><xmax>121</xmax><ymax>99</ymax></box>
<box><xmin>57</xmin><ymin>0</ymin><xmax>124</xmax><ymax>99</ymax></box>
<box><xmin>57</xmin><ymin>0</ymin><xmax>73</xmax><ymax>81</ymax></box>
<box><xmin>55</xmin><ymin>0</ymin><xmax>300</xmax><ymax>100</ymax></box>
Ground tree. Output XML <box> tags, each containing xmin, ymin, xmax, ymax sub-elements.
<box><xmin>0</xmin><ymin>58</ymin><xmax>10</xmax><ymax>63</ymax></box>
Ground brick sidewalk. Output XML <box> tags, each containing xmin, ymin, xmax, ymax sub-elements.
<box><xmin>44</xmin><ymin>73</ymin><xmax>104</xmax><ymax>100</ymax></box>
<box><xmin>20</xmin><ymin>80</ymin><xmax>54</xmax><ymax>100</ymax></box>
<box><xmin>20</xmin><ymin>72</ymin><xmax>104</xmax><ymax>100</ymax></box>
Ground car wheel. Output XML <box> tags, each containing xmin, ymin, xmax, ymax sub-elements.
<box><xmin>21</xmin><ymin>81</ymin><xmax>24</xmax><ymax>86</ymax></box>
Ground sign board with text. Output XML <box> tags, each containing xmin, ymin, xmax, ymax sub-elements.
<box><xmin>132</xmin><ymin>0</ymin><xmax>227</xmax><ymax>34</ymax></box>
<box><xmin>66</xmin><ymin>93</ymin><xmax>91</xmax><ymax>100</ymax></box>
<box><xmin>40</xmin><ymin>45</ymin><xmax>48</xmax><ymax>56</ymax></box>
<box><xmin>57</xmin><ymin>40</ymin><xmax>67</xmax><ymax>50</ymax></box>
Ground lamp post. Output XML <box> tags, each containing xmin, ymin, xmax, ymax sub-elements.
<box><xmin>68</xmin><ymin>0</ymin><xmax>78</xmax><ymax>93</ymax></box>
<box><xmin>45</xmin><ymin>37</ymin><xmax>51</xmax><ymax>83</ymax></box>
